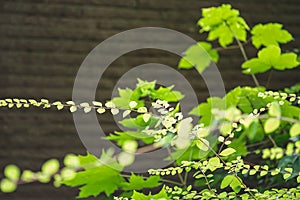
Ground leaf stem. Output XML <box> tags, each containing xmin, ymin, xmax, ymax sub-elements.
<box><xmin>226</xmin><ymin>24</ymin><xmax>260</xmax><ymax>87</ymax></box>
<box><xmin>120</xmin><ymin>174</ymin><xmax>184</xmax><ymax>187</ymax></box>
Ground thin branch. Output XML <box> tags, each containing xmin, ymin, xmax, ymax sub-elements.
<box><xmin>120</xmin><ymin>174</ymin><xmax>184</xmax><ymax>187</ymax></box>
<box><xmin>196</xmin><ymin>137</ymin><xmax>257</xmax><ymax>199</ymax></box>
<box><xmin>226</xmin><ymin>24</ymin><xmax>260</xmax><ymax>87</ymax></box>
<box><xmin>166</xmin><ymin>147</ymin><xmax>186</xmax><ymax>187</ymax></box>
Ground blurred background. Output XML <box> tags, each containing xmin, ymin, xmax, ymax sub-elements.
<box><xmin>0</xmin><ymin>0</ymin><xmax>299</xmax><ymax>199</ymax></box>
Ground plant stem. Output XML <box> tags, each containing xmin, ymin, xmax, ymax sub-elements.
<box><xmin>183</xmin><ymin>148</ymin><xmax>193</xmax><ymax>185</ymax></box>
<box><xmin>196</xmin><ymin>137</ymin><xmax>257</xmax><ymax>199</ymax></box>
<box><xmin>121</xmin><ymin>174</ymin><xmax>184</xmax><ymax>186</ymax></box>
<box><xmin>227</xmin><ymin>24</ymin><xmax>260</xmax><ymax>87</ymax></box>
<box><xmin>167</xmin><ymin>147</ymin><xmax>186</xmax><ymax>187</ymax></box>
<box><xmin>244</xmin><ymin>95</ymin><xmax>277</xmax><ymax>147</ymax></box>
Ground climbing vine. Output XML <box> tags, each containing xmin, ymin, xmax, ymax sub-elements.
<box><xmin>1</xmin><ymin>4</ymin><xmax>300</xmax><ymax>200</ymax></box>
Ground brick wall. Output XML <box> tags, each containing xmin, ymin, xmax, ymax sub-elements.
<box><xmin>0</xmin><ymin>0</ymin><xmax>299</xmax><ymax>199</ymax></box>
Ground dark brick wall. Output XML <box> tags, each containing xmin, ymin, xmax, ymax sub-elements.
<box><xmin>0</xmin><ymin>0</ymin><xmax>299</xmax><ymax>199</ymax></box>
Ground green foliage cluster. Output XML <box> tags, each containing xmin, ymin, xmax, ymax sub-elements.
<box><xmin>1</xmin><ymin>3</ymin><xmax>300</xmax><ymax>200</ymax></box>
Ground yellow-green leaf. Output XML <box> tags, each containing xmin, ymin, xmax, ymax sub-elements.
<box><xmin>97</xmin><ymin>108</ymin><xmax>106</xmax><ymax>114</ymax></box>
<box><xmin>142</xmin><ymin>113</ymin><xmax>151</xmax><ymax>122</ymax></box>
<box><xmin>42</xmin><ymin>159</ymin><xmax>60</xmax><ymax>176</ymax></box>
<box><xmin>268</xmin><ymin>102</ymin><xmax>281</xmax><ymax>117</ymax></box>
<box><xmin>64</xmin><ymin>154</ymin><xmax>80</xmax><ymax>168</ymax></box>
<box><xmin>137</xmin><ymin>107</ymin><xmax>147</xmax><ymax>113</ymax></box>
<box><xmin>283</xmin><ymin>173</ymin><xmax>291</xmax><ymax>180</ymax></box>
<box><xmin>264</xmin><ymin>118</ymin><xmax>280</xmax><ymax>134</ymax></box>
<box><xmin>4</xmin><ymin>165</ymin><xmax>20</xmax><ymax>181</ymax></box>
<box><xmin>195</xmin><ymin>139</ymin><xmax>210</xmax><ymax>151</ymax></box>
<box><xmin>219</xmin><ymin>148</ymin><xmax>236</xmax><ymax>157</ymax></box>
<box><xmin>111</xmin><ymin>108</ymin><xmax>119</xmax><ymax>115</ymax></box>
<box><xmin>70</xmin><ymin>106</ymin><xmax>77</xmax><ymax>113</ymax></box>
<box><xmin>129</xmin><ymin>101</ymin><xmax>138</xmax><ymax>109</ymax></box>
<box><xmin>0</xmin><ymin>179</ymin><xmax>16</xmax><ymax>193</ymax></box>
<box><xmin>290</xmin><ymin>123</ymin><xmax>300</xmax><ymax>137</ymax></box>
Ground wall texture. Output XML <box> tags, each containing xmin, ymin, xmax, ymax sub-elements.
<box><xmin>0</xmin><ymin>0</ymin><xmax>299</xmax><ymax>199</ymax></box>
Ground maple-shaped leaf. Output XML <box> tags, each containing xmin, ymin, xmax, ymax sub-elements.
<box><xmin>131</xmin><ymin>187</ymin><xmax>169</xmax><ymax>200</ymax></box>
<box><xmin>111</xmin><ymin>88</ymin><xmax>143</xmax><ymax>109</ymax></box>
<box><xmin>198</xmin><ymin>4</ymin><xmax>249</xmax><ymax>47</ymax></box>
<box><xmin>63</xmin><ymin>165</ymin><xmax>125</xmax><ymax>198</ymax></box>
<box><xmin>178</xmin><ymin>42</ymin><xmax>219</xmax><ymax>73</ymax></box>
<box><xmin>150</xmin><ymin>86</ymin><xmax>184</xmax><ymax>102</ymax></box>
<box><xmin>121</xmin><ymin>174</ymin><xmax>161</xmax><ymax>191</ymax></box>
<box><xmin>106</xmin><ymin>131</ymin><xmax>154</xmax><ymax>146</ymax></box>
<box><xmin>242</xmin><ymin>46</ymin><xmax>299</xmax><ymax>74</ymax></box>
<box><xmin>251</xmin><ymin>23</ymin><xmax>293</xmax><ymax>48</ymax></box>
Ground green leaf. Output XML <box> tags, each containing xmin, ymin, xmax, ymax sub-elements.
<box><xmin>142</xmin><ymin>113</ymin><xmax>151</xmax><ymax>123</ymax></box>
<box><xmin>0</xmin><ymin>179</ymin><xmax>17</xmax><ymax>193</ymax></box>
<box><xmin>42</xmin><ymin>159</ymin><xmax>60</xmax><ymax>176</ymax></box>
<box><xmin>178</xmin><ymin>42</ymin><xmax>219</xmax><ymax>73</ymax></box>
<box><xmin>208</xmin><ymin>24</ymin><xmax>233</xmax><ymax>47</ymax></box>
<box><xmin>119</xmin><ymin>114</ymin><xmax>157</xmax><ymax>130</ymax></box>
<box><xmin>283</xmin><ymin>173</ymin><xmax>292</xmax><ymax>180</ymax></box>
<box><xmin>242</xmin><ymin>46</ymin><xmax>299</xmax><ymax>74</ymax></box>
<box><xmin>230</xmin><ymin>176</ymin><xmax>242</xmax><ymax>193</ymax></box>
<box><xmin>118</xmin><ymin>152</ymin><xmax>135</xmax><ymax>166</ymax></box>
<box><xmin>245</xmin><ymin>122</ymin><xmax>258</xmax><ymax>141</ymax></box>
<box><xmin>220</xmin><ymin>175</ymin><xmax>234</xmax><ymax>189</ymax></box>
<box><xmin>195</xmin><ymin>139</ymin><xmax>210</xmax><ymax>151</ymax></box>
<box><xmin>290</xmin><ymin>124</ymin><xmax>300</xmax><ymax>137</ymax></box>
<box><xmin>122</xmin><ymin>140</ymin><xmax>138</xmax><ymax>153</ymax></box>
<box><xmin>219</xmin><ymin>148</ymin><xmax>236</xmax><ymax>157</ymax></box>
<box><xmin>198</xmin><ymin>4</ymin><xmax>249</xmax><ymax>47</ymax></box>
<box><xmin>4</xmin><ymin>165</ymin><xmax>20</xmax><ymax>181</ymax></box>
<box><xmin>21</xmin><ymin>170</ymin><xmax>35</xmax><ymax>182</ymax></box>
<box><xmin>208</xmin><ymin>157</ymin><xmax>222</xmax><ymax>171</ymax></box>
<box><xmin>63</xmin><ymin>165</ymin><xmax>125</xmax><ymax>198</ymax></box>
<box><xmin>106</xmin><ymin>131</ymin><xmax>154</xmax><ymax>146</ymax></box>
<box><xmin>61</xmin><ymin>168</ymin><xmax>76</xmax><ymax>181</ymax></box>
<box><xmin>137</xmin><ymin>107</ymin><xmax>147</xmax><ymax>113</ymax></box>
<box><xmin>78</xmin><ymin>153</ymin><xmax>98</xmax><ymax>168</ymax></box>
<box><xmin>129</xmin><ymin>101</ymin><xmax>138</xmax><ymax>109</ymax></box>
<box><xmin>264</xmin><ymin>118</ymin><xmax>280</xmax><ymax>134</ymax></box>
<box><xmin>136</xmin><ymin>79</ymin><xmax>156</xmax><ymax>97</ymax></box>
<box><xmin>111</xmin><ymin>88</ymin><xmax>142</xmax><ymax>109</ymax></box>
<box><xmin>218</xmin><ymin>192</ymin><xmax>227</xmax><ymax>199</ymax></box>
<box><xmin>189</xmin><ymin>97</ymin><xmax>226</xmax><ymax>126</ymax></box>
<box><xmin>251</xmin><ymin>23</ymin><xmax>293</xmax><ymax>48</ymax></box>
<box><xmin>64</xmin><ymin>154</ymin><xmax>80</xmax><ymax>168</ymax></box>
<box><xmin>70</xmin><ymin>106</ymin><xmax>77</xmax><ymax>113</ymax></box>
<box><xmin>131</xmin><ymin>187</ymin><xmax>169</xmax><ymax>200</ymax></box>
<box><xmin>121</xmin><ymin>174</ymin><xmax>161</xmax><ymax>191</ymax></box>
<box><xmin>269</xmin><ymin>102</ymin><xmax>281</xmax><ymax>117</ymax></box>
<box><xmin>241</xmin><ymin>58</ymin><xmax>271</xmax><ymax>74</ymax></box>
<box><xmin>96</xmin><ymin>107</ymin><xmax>106</xmax><ymax>114</ymax></box>
<box><xmin>150</xmin><ymin>86</ymin><xmax>184</xmax><ymax>102</ymax></box>
<box><xmin>173</xmin><ymin>118</ymin><xmax>193</xmax><ymax>149</ymax></box>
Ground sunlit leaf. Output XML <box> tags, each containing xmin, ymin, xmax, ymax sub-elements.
<box><xmin>219</xmin><ymin>148</ymin><xmax>236</xmax><ymax>157</ymax></box>
<box><xmin>290</xmin><ymin>123</ymin><xmax>300</xmax><ymax>137</ymax></box>
<box><xmin>42</xmin><ymin>159</ymin><xmax>60</xmax><ymax>176</ymax></box>
<box><xmin>0</xmin><ymin>179</ymin><xmax>16</xmax><ymax>193</ymax></box>
<box><xmin>251</xmin><ymin>23</ymin><xmax>293</xmax><ymax>48</ymax></box>
<box><xmin>179</xmin><ymin>42</ymin><xmax>219</xmax><ymax>73</ymax></box>
<box><xmin>264</xmin><ymin>118</ymin><xmax>280</xmax><ymax>133</ymax></box>
<box><xmin>242</xmin><ymin>46</ymin><xmax>299</xmax><ymax>74</ymax></box>
<box><xmin>4</xmin><ymin>165</ymin><xmax>20</xmax><ymax>181</ymax></box>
